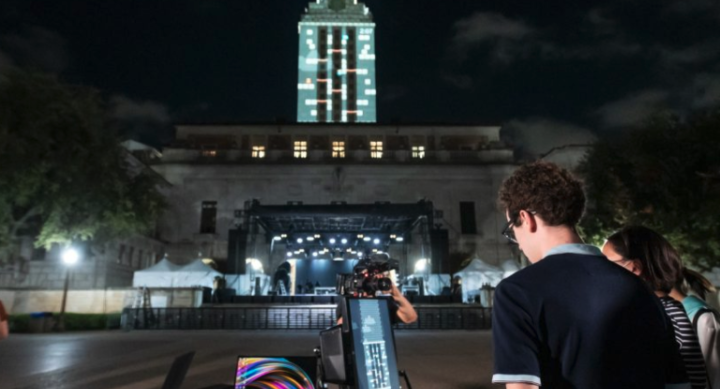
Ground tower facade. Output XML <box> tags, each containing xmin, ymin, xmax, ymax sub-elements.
<box><xmin>297</xmin><ymin>0</ymin><xmax>377</xmax><ymax>123</ymax></box>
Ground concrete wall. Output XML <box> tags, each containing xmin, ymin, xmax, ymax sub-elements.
<box><xmin>0</xmin><ymin>288</ymin><xmax>204</xmax><ymax>314</ymax></box>
<box><xmin>0</xmin><ymin>236</ymin><xmax>165</xmax><ymax>290</ymax></box>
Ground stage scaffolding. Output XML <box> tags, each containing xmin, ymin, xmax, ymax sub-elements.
<box><xmin>226</xmin><ymin>199</ymin><xmax>450</xmax><ymax>296</ymax></box>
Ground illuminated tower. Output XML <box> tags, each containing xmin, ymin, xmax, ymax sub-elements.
<box><xmin>297</xmin><ymin>0</ymin><xmax>377</xmax><ymax>123</ymax></box>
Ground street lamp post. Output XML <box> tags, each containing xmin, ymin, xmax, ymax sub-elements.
<box><xmin>58</xmin><ymin>247</ymin><xmax>79</xmax><ymax>332</ymax></box>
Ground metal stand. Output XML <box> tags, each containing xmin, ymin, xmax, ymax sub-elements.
<box><xmin>399</xmin><ymin>370</ymin><xmax>413</xmax><ymax>389</ymax></box>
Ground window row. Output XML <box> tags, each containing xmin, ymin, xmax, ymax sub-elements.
<box><xmin>242</xmin><ymin>142</ymin><xmax>426</xmax><ymax>160</ymax></box>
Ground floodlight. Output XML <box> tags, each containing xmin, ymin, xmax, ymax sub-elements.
<box><xmin>62</xmin><ymin>248</ymin><xmax>79</xmax><ymax>266</ymax></box>
<box><xmin>415</xmin><ymin>259</ymin><xmax>428</xmax><ymax>273</ymax></box>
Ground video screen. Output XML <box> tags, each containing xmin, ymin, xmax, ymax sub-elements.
<box><xmin>235</xmin><ymin>356</ymin><xmax>317</xmax><ymax>389</ymax></box>
<box><xmin>347</xmin><ymin>298</ymin><xmax>401</xmax><ymax>389</ymax></box>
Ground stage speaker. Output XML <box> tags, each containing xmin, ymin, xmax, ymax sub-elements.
<box><xmin>227</xmin><ymin>229</ymin><xmax>248</xmax><ymax>274</ymax></box>
<box><xmin>430</xmin><ymin>229</ymin><xmax>449</xmax><ymax>274</ymax></box>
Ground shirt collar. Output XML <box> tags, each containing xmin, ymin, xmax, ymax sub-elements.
<box><xmin>543</xmin><ymin>243</ymin><xmax>603</xmax><ymax>259</ymax></box>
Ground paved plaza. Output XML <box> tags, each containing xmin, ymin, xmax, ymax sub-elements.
<box><xmin>0</xmin><ymin>330</ymin><xmax>495</xmax><ymax>389</ymax></box>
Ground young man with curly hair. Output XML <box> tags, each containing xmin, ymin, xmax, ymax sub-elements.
<box><xmin>492</xmin><ymin>161</ymin><xmax>689</xmax><ymax>389</ymax></box>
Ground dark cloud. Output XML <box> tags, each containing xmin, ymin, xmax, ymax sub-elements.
<box><xmin>0</xmin><ymin>26</ymin><xmax>69</xmax><ymax>73</ymax></box>
<box><xmin>110</xmin><ymin>95</ymin><xmax>171</xmax><ymax>124</ymax></box>
<box><xmin>109</xmin><ymin>95</ymin><xmax>174</xmax><ymax>146</ymax></box>
<box><xmin>504</xmin><ymin>118</ymin><xmax>596</xmax><ymax>158</ymax></box>
<box><xmin>595</xmin><ymin>90</ymin><xmax>670</xmax><ymax>128</ymax></box>
<box><xmin>450</xmin><ymin>12</ymin><xmax>534</xmax><ymax>62</ymax></box>
<box><xmin>689</xmin><ymin>73</ymin><xmax>720</xmax><ymax>109</ymax></box>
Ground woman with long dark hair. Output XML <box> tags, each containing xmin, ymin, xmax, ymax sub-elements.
<box><xmin>603</xmin><ymin>226</ymin><xmax>709</xmax><ymax>389</ymax></box>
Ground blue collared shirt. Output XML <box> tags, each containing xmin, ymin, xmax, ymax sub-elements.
<box><xmin>543</xmin><ymin>243</ymin><xmax>603</xmax><ymax>259</ymax></box>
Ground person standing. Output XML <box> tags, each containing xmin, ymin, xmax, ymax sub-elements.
<box><xmin>603</xmin><ymin>226</ymin><xmax>710</xmax><ymax>389</ymax></box>
<box><xmin>492</xmin><ymin>161</ymin><xmax>688</xmax><ymax>389</ymax></box>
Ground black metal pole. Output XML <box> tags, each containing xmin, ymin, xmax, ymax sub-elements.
<box><xmin>58</xmin><ymin>267</ymin><xmax>71</xmax><ymax>331</ymax></box>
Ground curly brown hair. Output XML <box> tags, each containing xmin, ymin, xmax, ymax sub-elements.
<box><xmin>498</xmin><ymin>161</ymin><xmax>586</xmax><ymax>227</ymax></box>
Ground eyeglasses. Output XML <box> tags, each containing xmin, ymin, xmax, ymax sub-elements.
<box><xmin>501</xmin><ymin>210</ymin><xmax>536</xmax><ymax>244</ymax></box>
<box><xmin>502</xmin><ymin>214</ymin><xmax>519</xmax><ymax>244</ymax></box>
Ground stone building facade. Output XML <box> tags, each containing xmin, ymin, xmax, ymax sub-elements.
<box><xmin>151</xmin><ymin>123</ymin><xmax>519</xmax><ymax>278</ymax></box>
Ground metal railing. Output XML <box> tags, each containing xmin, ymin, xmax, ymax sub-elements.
<box><xmin>121</xmin><ymin>306</ymin><xmax>492</xmax><ymax>331</ymax></box>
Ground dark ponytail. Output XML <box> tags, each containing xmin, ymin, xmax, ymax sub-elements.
<box><xmin>679</xmin><ymin>268</ymin><xmax>716</xmax><ymax>300</ymax></box>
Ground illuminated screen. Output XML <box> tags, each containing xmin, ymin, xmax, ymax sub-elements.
<box><xmin>347</xmin><ymin>298</ymin><xmax>400</xmax><ymax>389</ymax></box>
<box><xmin>235</xmin><ymin>357</ymin><xmax>316</xmax><ymax>389</ymax></box>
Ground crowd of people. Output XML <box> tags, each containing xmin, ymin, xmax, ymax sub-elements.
<box><xmin>492</xmin><ymin>161</ymin><xmax>719</xmax><ymax>389</ymax></box>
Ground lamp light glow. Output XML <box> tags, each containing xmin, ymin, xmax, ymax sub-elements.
<box><xmin>62</xmin><ymin>248</ymin><xmax>79</xmax><ymax>266</ymax></box>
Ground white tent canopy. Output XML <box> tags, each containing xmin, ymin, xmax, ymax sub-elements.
<box><xmin>454</xmin><ymin>258</ymin><xmax>519</xmax><ymax>303</ymax></box>
<box><xmin>133</xmin><ymin>258</ymin><xmax>223</xmax><ymax>288</ymax></box>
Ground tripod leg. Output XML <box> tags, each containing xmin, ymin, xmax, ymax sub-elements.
<box><xmin>399</xmin><ymin>370</ymin><xmax>413</xmax><ymax>389</ymax></box>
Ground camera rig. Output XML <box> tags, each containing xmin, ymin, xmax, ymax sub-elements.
<box><xmin>336</xmin><ymin>252</ymin><xmax>400</xmax><ymax>297</ymax></box>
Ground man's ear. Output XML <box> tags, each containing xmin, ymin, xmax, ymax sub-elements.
<box><xmin>520</xmin><ymin>210</ymin><xmax>537</xmax><ymax>233</ymax></box>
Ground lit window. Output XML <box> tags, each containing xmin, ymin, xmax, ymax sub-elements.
<box><xmin>294</xmin><ymin>141</ymin><xmax>308</xmax><ymax>159</ymax></box>
<box><xmin>252</xmin><ymin>146</ymin><xmax>265</xmax><ymax>159</ymax></box>
<box><xmin>332</xmin><ymin>141</ymin><xmax>345</xmax><ymax>158</ymax></box>
<box><xmin>201</xmin><ymin>150</ymin><xmax>217</xmax><ymax>157</ymax></box>
<box><xmin>370</xmin><ymin>141</ymin><xmax>383</xmax><ymax>159</ymax></box>
<box><xmin>412</xmin><ymin>146</ymin><xmax>425</xmax><ymax>159</ymax></box>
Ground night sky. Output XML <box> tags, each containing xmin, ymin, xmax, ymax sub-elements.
<box><xmin>1</xmin><ymin>0</ymin><xmax>719</xmax><ymax>153</ymax></box>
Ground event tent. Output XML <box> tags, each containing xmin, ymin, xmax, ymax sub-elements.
<box><xmin>454</xmin><ymin>258</ymin><xmax>519</xmax><ymax>303</ymax></box>
<box><xmin>132</xmin><ymin>258</ymin><xmax>222</xmax><ymax>288</ymax></box>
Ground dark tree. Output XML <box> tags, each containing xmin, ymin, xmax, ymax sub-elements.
<box><xmin>579</xmin><ymin>108</ymin><xmax>720</xmax><ymax>270</ymax></box>
<box><xmin>0</xmin><ymin>70</ymin><xmax>166</xmax><ymax>263</ymax></box>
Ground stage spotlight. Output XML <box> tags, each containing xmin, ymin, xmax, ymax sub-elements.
<box><xmin>286</xmin><ymin>252</ymin><xmax>293</xmax><ymax>257</ymax></box>
<box><xmin>357</xmin><ymin>234</ymin><xmax>364</xmax><ymax>238</ymax></box>
<box><xmin>346</xmin><ymin>248</ymin><xmax>352</xmax><ymax>252</ymax></box>
<box><xmin>363</xmin><ymin>236</ymin><xmax>371</xmax><ymax>242</ymax></box>
<box><xmin>372</xmin><ymin>248</ymin><xmax>378</xmax><ymax>253</ymax></box>
<box><xmin>415</xmin><ymin>259</ymin><xmax>428</xmax><ymax>273</ymax></box>
<box><xmin>314</xmin><ymin>234</ymin><xmax>321</xmax><ymax>239</ymax></box>
<box><xmin>296</xmin><ymin>238</ymin><xmax>303</xmax><ymax>243</ymax></box>
<box><xmin>307</xmin><ymin>236</ymin><xmax>315</xmax><ymax>242</ymax></box>
<box><xmin>341</xmin><ymin>238</ymin><xmax>348</xmax><ymax>244</ymax></box>
<box><xmin>281</xmin><ymin>234</ymin><xmax>287</xmax><ymax>238</ymax></box>
<box><xmin>312</xmin><ymin>252</ymin><xmax>318</xmax><ymax>257</ymax></box>
<box><xmin>273</xmin><ymin>236</ymin><xmax>282</xmax><ymax>241</ymax></box>
<box><xmin>396</xmin><ymin>236</ymin><xmax>404</xmax><ymax>242</ymax></box>
<box><xmin>329</xmin><ymin>238</ymin><xmax>336</xmax><ymax>244</ymax></box>
<box><xmin>373</xmin><ymin>238</ymin><xmax>380</xmax><ymax>245</ymax></box>
<box><xmin>390</xmin><ymin>234</ymin><xmax>396</xmax><ymax>239</ymax></box>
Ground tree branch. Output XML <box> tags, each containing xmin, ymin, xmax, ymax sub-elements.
<box><xmin>10</xmin><ymin>206</ymin><xmax>41</xmax><ymax>237</ymax></box>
